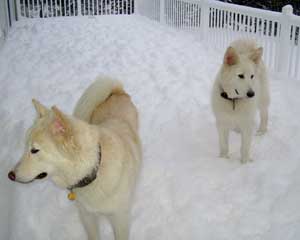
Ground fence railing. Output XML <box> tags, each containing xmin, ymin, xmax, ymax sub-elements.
<box><xmin>17</xmin><ymin>0</ymin><xmax>135</xmax><ymax>18</ymax></box>
<box><xmin>139</xmin><ymin>0</ymin><xmax>300</xmax><ymax>79</ymax></box>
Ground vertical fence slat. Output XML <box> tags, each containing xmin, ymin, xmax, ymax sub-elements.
<box><xmin>16</xmin><ymin>0</ymin><xmax>21</xmax><ymax>18</ymax></box>
<box><xmin>23</xmin><ymin>0</ymin><xmax>26</xmax><ymax>17</ymax></box>
<box><xmin>27</xmin><ymin>0</ymin><xmax>31</xmax><ymax>17</ymax></box>
<box><xmin>171</xmin><ymin>0</ymin><xmax>176</xmax><ymax>27</ymax></box>
<box><xmin>54</xmin><ymin>0</ymin><xmax>57</xmax><ymax>16</ymax></box>
<box><xmin>289</xmin><ymin>25</ymin><xmax>296</xmax><ymax>76</ymax></box>
<box><xmin>180</xmin><ymin>0</ymin><xmax>182</xmax><ymax>28</ymax></box>
<box><xmin>92</xmin><ymin>0</ymin><xmax>94</xmax><ymax>15</ymax></box>
<box><xmin>175</xmin><ymin>0</ymin><xmax>177</xmax><ymax>28</ymax></box>
<box><xmin>177</xmin><ymin>0</ymin><xmax>180</xmax><ymax>28</ymax></box>
<box><xmin>96</xmin><ymin>0</ymin><xmax>98</xmax><ymax>15</ymax></box>
<box><xmin>177</xmin><ymin>0</ymin><xmax>179</xmax><ymax>28</ymax></box>
<box><xmin>64</xmin><ymin>0</ymin><xmax>66</xmax><ymax>16</ymax></box>
<box><xmin>187</xmin><ymin>2</ymin><xmax>190</xmax><ymax>29</ymax></box>
<box><xmin>193</xmin><ymin>3</ymin><xmax>196</xmax><ymax>29</ymax></box>
<box><xmin>295</xmin><ymin>33</ymin><xmax>300</xmax><ymax>78</ymax></box>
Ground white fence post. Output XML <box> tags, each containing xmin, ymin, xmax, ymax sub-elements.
<box><xmin>160</xmin><ymin>0</ymin><xmax>165</xmax><ymax>24</ymax></box>
<box><xmin>200</xmin><ymin>0</ymin><xmax>209</xmax><ymax>40</ymax></box>
<box><xmin>134</xmin><ymin>0</ymin><xmax>139</xmax><ymax>15</ymax></box>
<box><xmin>0</xmin><ymin>0</ymin><xmax>9</xmax><ymax>36</ymax></box>
<box><xmin>278</xmin><ymin>5</ymin><xmax>293</xmax><ymax>74</ymax></box>
<box><xmin>15</xmin><ymin>0</ymin><xmax>21</xmax><ymax>20</ymax></box>
<box><xmin>8</xmin><ymin>0</ymin><xmax>16</xmax><ymax>24</ymax></box>
<box><xmin>77</xmin><ymin>0</ymin><xmax>82</xmax><ymax>16</ymax></box>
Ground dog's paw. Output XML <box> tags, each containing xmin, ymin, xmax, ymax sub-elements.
<box><xmin>219</xmin><ymin>152</ymin><xmax>229</xmax><ymax>159</ymax></box>
<box><xmin>256</xmin><ymin>128</ymin><xmax>267</xmax><ymax>136</ymax></box>
<box><xmin>240</xmin><ymin>158</ymin><xmax>253</xmax><ymax>164</ymax></box>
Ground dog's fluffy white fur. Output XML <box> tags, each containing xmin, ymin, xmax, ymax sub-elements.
<box><xmin>211</xmin><ymin>39</ymin><xmax>270</xmax><ymax>163</ymax></box>
<box><xmin>11</xmin><ymin>76</ymin><xmax>142</xmax><ymax>240</ymax></box>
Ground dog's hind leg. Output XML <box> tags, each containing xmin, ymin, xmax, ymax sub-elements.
<box><xmin>77</xmin><ymin>204</ymin><xmax>100</xmax><ymax>240</ymax></box>
<box><xmin>217</xmin><ymin>125</ymin><xmax>229</xmax><ymax>159</ymax></box>
<box><xmin>257</xmin><ymin>106</ymin><xmax>268</xmax><ymax>135</ymax></box>
<box><xmin>108</xmin><ymin>211</ymin><xmax>130</xmax><ymax>240</ymax></box>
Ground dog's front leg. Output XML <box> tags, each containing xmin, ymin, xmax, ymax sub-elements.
<box><xmin>77</xmin><ymin>204</ymin><xmax>100</xmax><ymax>240</ymax></box>
<box><xmin>217</xmin><ymin>124</ymin><xmax>229</xmax><ymax>159</ymax></box>
<box><xmin>240</xmin><ymin>128</ymin><xmax>253</xmax><ymax>163</ymax></box>
<box><xmin>108</xmin><ymin>211</ymin><xmax>130</xmax><ymax>240</ymax></box>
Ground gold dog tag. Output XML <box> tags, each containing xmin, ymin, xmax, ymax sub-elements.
<box><xmin>68</xmin><ymin>191</ymin><xmax>76</xmax><ymax>201</ymax></box>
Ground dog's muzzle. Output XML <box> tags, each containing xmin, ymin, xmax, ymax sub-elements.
<box><xmin>7</xmin><ymin>171</ymin><xmax>48</xmax><ymax>182</ymax></box>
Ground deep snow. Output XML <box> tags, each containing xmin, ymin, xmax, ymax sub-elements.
<box><xmin>0</xmin><ymin>15</ymin><xmax>300</xmax><ymax>240</ymax></box>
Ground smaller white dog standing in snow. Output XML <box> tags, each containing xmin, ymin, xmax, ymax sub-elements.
<box><xmin>211</xmin><ymin>39</ymin><xmax>270</xmax><ymax>163</ymax></box>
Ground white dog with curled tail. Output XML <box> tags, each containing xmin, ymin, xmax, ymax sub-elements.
<box><xmin>8</xmin><ymin>76</ymin><xmax>142</xmax><ymax>240</ymax></box>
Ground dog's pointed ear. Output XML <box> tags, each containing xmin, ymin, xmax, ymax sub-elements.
<box><xmin>224</xmin><ymin>47</ymin><xmax>239</xmax><ymax>66</ymax></box>
<box><xmin>51</xmin><ymin>106</ymin><xmax>72</xmax><ymax>136</ymax></box>
<box><xmin>32</xmin><ymin>99</ymin><xmax>49</xmax><ymax>118</ymax></box>
<box><xmin>250</xmin><ymin>47</ymin><xmax>263</xmax><ymax>64</ymax></box>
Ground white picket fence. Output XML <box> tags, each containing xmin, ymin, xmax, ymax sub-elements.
<box><xmin>138</xmin><ymin>0</ymin><xmax>300</xmax><ymax>79</ymax></box>
<box><xmin>16</xmin><ymin>0</ymin><xmax>135</xmax><ymax>17</ymax></box>
<box><xmin>1</xmin><ymin>0</ymin><xmax>300</xmax><ymax>79</ymax></box>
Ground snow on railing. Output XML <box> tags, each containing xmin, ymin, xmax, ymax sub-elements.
<box><xmin>17</xmin><ymin>0</ymin><xmax>135</xmax><ymax>18</ymax></box>
<box><xmin>139</xmin><ymin>0</ymin><xmax>300</xmax><ymax>79</ymax></box>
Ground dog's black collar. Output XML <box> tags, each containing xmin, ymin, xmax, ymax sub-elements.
<box><xmin>67</xmin><ymin>145</ymin><xmax>101</xmax><ymax>191</ymax></box>
<box><xmin>220</xmin><ymin>92</ymin><xmax>238</xmax><ymax>110</ymax></box>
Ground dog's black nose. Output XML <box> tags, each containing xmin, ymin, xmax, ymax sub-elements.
<box><xmin>221</xmin><ymin>92</ymin><xmax>228</xmax><ymax>99</ymax></box>
<box><xmin>8</xmin><ymin>171</ymin><xmax>16</xmax><ymax>181</ymax></box>
<box><xmin>247</xmin><ymin>90</ymin><xmax>255</xmax><ymax>98</ymax></box>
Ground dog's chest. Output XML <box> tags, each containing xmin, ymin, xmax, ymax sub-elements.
<box><xmin>214</xmin><ymin>98</ymin><xmax>257</xmax><ymax>128</ymax></box>
<box><xmin>75</xmin><ymin>182</ymin><xmax>117</xmax><ymax>213</ymax></box>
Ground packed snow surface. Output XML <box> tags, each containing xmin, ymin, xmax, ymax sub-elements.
<box><xmin>0</xmin><ymin>15</ymin><xmax>300</xmax><ymax>240</ymax></box>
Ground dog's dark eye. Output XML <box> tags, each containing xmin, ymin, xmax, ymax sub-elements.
<box><xmin>251</xmin><ymin>75</ymin><xmax>254</xmax><ymax>79</ymax></box>
<box><xmin>238</xmin><ymin>74</ymin><xmax>245</xmax><ymax>79</ymax></box>
<box><xmin>31</xmin><ymin>148</ymin><xmax>40</xmax><ymax>154</ymax></box>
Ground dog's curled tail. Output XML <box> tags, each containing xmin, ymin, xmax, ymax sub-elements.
<box><xmin>73</xmin><ymin>76</ymin><xmax>124</xmax><ymax>122</ymax></box>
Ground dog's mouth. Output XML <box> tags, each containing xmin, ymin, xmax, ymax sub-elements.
<box><xmin>35</xmin><ymin>172</ymin><xmax>48</xmax><ymax>180</ymax></box>
<box><xmin>8</xmin><ymin>171</ymin><xmax>48</xmax><ymax>183</ymax></box>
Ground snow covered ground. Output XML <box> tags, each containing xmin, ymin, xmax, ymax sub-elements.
<box><xmin>0</xmin><ymin>15</ymin><xmax>300</xmax><ymax>240</ymax></box>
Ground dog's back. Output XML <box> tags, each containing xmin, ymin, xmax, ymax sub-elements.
<box><xmin>73</xmin><ymin>76</ymin><xmax>138</xmax><ymax>132</ymax></box>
